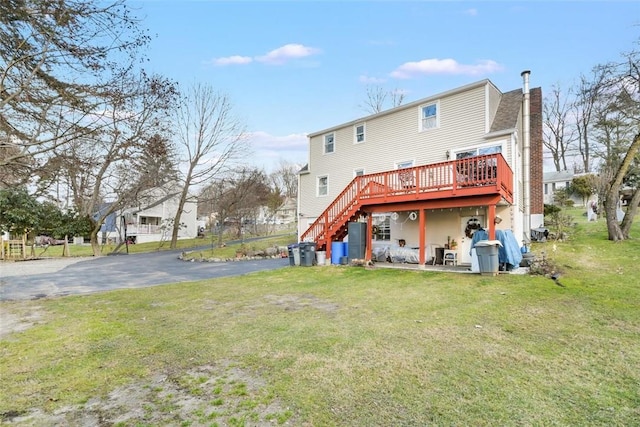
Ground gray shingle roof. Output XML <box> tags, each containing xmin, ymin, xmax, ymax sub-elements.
<box><xmin>543</xmin><ymin>170</ymin><xmax>574</xmax><ymax>183</ymax></box>
<box><xmin>490</xmin><ymin>89</ymin><xmax>522</xmax><ymax>133</ymax></box>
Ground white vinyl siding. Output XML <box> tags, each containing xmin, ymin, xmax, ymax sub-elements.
<box><xmin>300</xmin><ymin>83</ymin><xmax>502</xmax><ymax>221</ymax></box>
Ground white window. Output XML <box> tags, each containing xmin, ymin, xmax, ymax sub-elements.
<box><xmin>354</xmin><ymin>168</ymin><xmax>365</xmax><ymax>177</ymax></box>
<box><xmin>372</xmin><ymin>214</ymin><xmax>391</xmax><ymax>241</ymax></box>
<box><xmin>544</xmin><ymin>183</ymin><xmax>549</xmax><ymax>195</ymax></box>
<box><xmin>317</xmin><ymin>175</ymin><xmax>328</xmax><ymax>196</ymax></box>
<box><xmin>454</xmin><ymin>144</ymin><xmax>503</xmax><ymax>160</ymax></box>
<box><xmin>354</xmin><ymin>123</ymin><xmax>365</xmax><ymax>143</ymax></box>
<box><xmin>324</xmin><ymin>133</ymin><xmax>335</xmax><ymax>154</ymax></box>
<box><xmin>396</xmin><ymin>160</ymin><xmax>414</xmax><ymax>169</ymax></box>
<box><xmin>420</xmin><ymin>102</ymin><xmax>438</xmax><ymax>131</ymax></box>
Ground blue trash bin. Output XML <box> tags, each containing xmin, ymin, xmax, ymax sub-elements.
<box><xmin>331</xmin><ymin>241</ymin><xmax>345</xmax><ymax>265</ymax></box>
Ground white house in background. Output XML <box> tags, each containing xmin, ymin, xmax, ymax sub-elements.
<box><xmin>256</xmin><ymin>197</ymin><xmax>298</xmax><ymax>225</ymax></box>
<box><xmin>298</xmin><ymin>71</ymin><xmax>544</xmax><ymax>265</ymax></box>
<box><xmin>543</xmin><ymin>170</ymin><xmax>597</xmax><ymax>207</ymax></box>
<box><xmin>98</xmin><ymin>186</ymin><xmax>198</xmax><ymax>244</ymax></box>
<box><xmin>273</xmin><ymin>197</ymin><xmax>297</xmax><ymax>224</ymax></box>
<box><xmin>543</xmin><ymin>170</ymin><xmax>573</xmax><ymax>205</ymax></box>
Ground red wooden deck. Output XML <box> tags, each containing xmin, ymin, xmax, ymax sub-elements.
<box><xmin>300</xmin><ymin>153</ymin><xmax>514</xmax><ymax>263</ymax></box>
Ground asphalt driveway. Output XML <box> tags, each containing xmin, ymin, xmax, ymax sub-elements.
<box><xmin>0</xmin><ymin>249</ymin><xmax>290</xmax><ymax>301</ymax></box>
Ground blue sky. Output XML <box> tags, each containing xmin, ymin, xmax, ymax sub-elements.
<box><xmin>131</xmin><ymin>1</ymin><xmax>639</xmax><ymax>172</ymax></box>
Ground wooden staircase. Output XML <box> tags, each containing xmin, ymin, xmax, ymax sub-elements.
<box><xmin>300</xmin><ymin>154</ymin><xmax>514</xmax><ymax>251</ymax></box>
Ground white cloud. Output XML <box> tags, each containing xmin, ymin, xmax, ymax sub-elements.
<box><xmin>248</xmin><ymin>131</ymin><xmax>308</xmax><ymax>151</ymax></box>
<box><xmin>245</xmin><ymin>131</ymin><xmax>308</xmax><ymax>171</ymax></box>
<box><xmin>208</xmin><ymin>44</ymin><xmax>321</xmax><ymax>67</ymax></box>
<box><xmin>255</xmin><ymin>43</ymin><xmax>321</xmax><ymax>65</ymax></box>
<box><xmin>390</xmin><ymin>58</ymin><xmax>503</xmax><ymax>79</ymax></box>
<box><xmin>211</xmin><ymin>55</ymin><xmax>253</xmax><ymax>66</ymax></box>
<box><xmin>464</xmin><ymin>8</ymin><xmax>478</xmax><ymax>16</ymax></box>
<box><xmin>359</xmin><ymin>75</ymin><xmax>387</xmax><ymax>84</ymax></box>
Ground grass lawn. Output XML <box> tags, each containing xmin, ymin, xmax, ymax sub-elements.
<box><xmin>1</xmin><ymin>212</ymin><xmax>639</xmax><ymax>425</ymax></box>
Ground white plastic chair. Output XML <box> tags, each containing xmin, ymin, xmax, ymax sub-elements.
<box><xmin>443</xmin><ymin>249</ymin><xmax>458</xmax><ymax>266</ymax></box>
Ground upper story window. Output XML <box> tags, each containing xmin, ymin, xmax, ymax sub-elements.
<box><xmin>324</xmin><ymin>133</ymin><xmax>335</xmax><ymax>154</ymax></box>
<box><xmin>354</xmin><ymin>123</ymin><xmax>365</xmax><ymax>144</ymax></box>
<box><xmin>420</xmin><ymin>102</ymin><xmax>438</xmax><ymax>131</ymax></box>
<box><xmin>317</xmin><ymin>175</ymin><xmax>328</xmax><ymax>196</ymax></box>
<box><xmin>354</xmin><ymin>168</ymin><xmax>365</xmax><ymax>177</ymax></box>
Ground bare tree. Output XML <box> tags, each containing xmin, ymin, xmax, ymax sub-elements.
<box><xmin>360</xmin><ymin>85</ymin><xmax>406</xmax><ymax>114</ymax></box>
<box><xmin>390</xmin><ymin>88</ymin><xmax>407</xmax><ymax>109</ymax></box>
<box><xmin>270</xmin><ymin>159</ymin><xmax>299</xmax><ymax>199</ymax></box>
<box><xmin>169</xmin><ymin>84</ymin><xmax>248</xmax><ymax>249</ymax></box>
<box><xmin>543</xmin><ymin>84</ymin><xmax>576</xmax><ymax>172</ymax></box>
<box><xmin>198</xmin><ymin>168</ymin><xmax>270</xmax><ymax>243</ymax></box>
<box><xmin>596</xmin><ymin>41</ymin><xmax>640</xmax><ymax>240</ymax></box>
<box><xmin>573</xmin><ymin>69</ymin><xmax>607</xmax><ymax>173</ymax></box>
<box><xmin>45</xmin><ymin>73</ymin><xmax>178</xmax><ymax>255</ymax></box>
<box><xmin>0</xmin><ymin>0</ymin><xmax>150</xmax><ymax>169</ymax></box>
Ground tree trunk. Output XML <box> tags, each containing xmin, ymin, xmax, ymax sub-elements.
<box><xmin>89</xmin><ymin>225</ymin><xmax>102</xmax><ymax>256</ymax></box>
<box><xmin>62</xmin><ymin>235</ymin><xmax>70</xmax><ymax>257</ymax></box>
<box><xmin>604</xmin><ymin>133</ymin><xmax>640</xmax><ymax>240</ymax></box>
<box><xmin>604</xmin><ymin>197</ymin><xmax>625</xmax><ymax>240</ymax></box>
<box><xmin>621</xmin><ymin>187</ymin><xmax>640</xmax><ymax>237</ymax></box>
<box><xmin>170</xmin><ymin>184</ymin><xmax>190</xmax><ymax>249</ymax></box>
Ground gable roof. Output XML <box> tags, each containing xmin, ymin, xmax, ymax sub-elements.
<box><xmin>490</xmin><ymin>89</ymin><xmax>522</xmax><ymax>133</ymax></box>
<box><xmin>307</xmin><ymin>79</ymin><xmax>495</xmax><ymax>138</ymax></box>
<box><xmin>543</xmin><ymin>170</ymin><xmax>574</xmax><ymax>183</ymax></box>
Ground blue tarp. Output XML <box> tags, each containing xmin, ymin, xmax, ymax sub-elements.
<box><xmin>470</xmin><ymin>229</ymin><xmax>523</xmax><ymax>269</ymax></box>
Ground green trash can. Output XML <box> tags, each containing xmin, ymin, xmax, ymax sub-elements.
<box><xmin>474</xmin><ymin>240</ymin><xmax>503</xmax><ymax>276</ymax></box>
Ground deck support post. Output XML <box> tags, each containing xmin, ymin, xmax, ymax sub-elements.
<box><xmin>419</xmin><ymin>209</ymin><xmax>426</xmax><ymax>264</ymax></box>
<box><xmin>488</xmin><ymin>204</ymin><xmax>496</xmax><ymax>240</ymax></box>
<box><xmin>366</xmin><ymin>214</ymin><xmax>373</xmax><ymax>261</ymax></box>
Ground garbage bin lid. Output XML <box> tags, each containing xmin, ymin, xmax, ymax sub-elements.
<box><xmin>475</xmin><ymin>239</ymin><xmax>503</xmax><ymax>247</ymax></box>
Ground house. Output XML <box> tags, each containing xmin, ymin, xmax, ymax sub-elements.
<box><xmin>543</xmin><ymin>170</ymin><xmax>598</xmax><ymax>207</ymax></box>
<box><xmin>254</xmin><ymin>197</ymin><xmax>298</xmax><ymax>225</ymax></box>
<box><xmin>98</xmin><ymin>186</ymin><xmax>198</xmax><ymax>244</ymax></box>
<box><xmin>272</xmin><ymin>196</ymin><xmax>297</xmax><ymax>224</ymax></box>
<box><xmin>298</xmin><ymin>71</ymin><xmax>543</xmax><ymax>265</ymax></box>
<box><xmin>543</xmin><ymin>170</ymin><xmax>574</xmax><ymax>205</ymax></box>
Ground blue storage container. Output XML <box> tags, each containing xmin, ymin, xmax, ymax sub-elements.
<box><xmin>331</xmin><ymin>241</ymin><xmax>345</xmax><ymax>264</ymax></box>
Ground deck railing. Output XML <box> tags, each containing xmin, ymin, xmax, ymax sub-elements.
<box><xmin>127</xmin><ymin>224</ymin><xmax>162</xmax><ymax>235</ymax></box>
<box><xmin>301</xmin><ymin>153</ymin><xmax>513</xmax><ymax>246</ymax></box>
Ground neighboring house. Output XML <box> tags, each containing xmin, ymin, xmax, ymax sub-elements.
<box><xmin>98</xmin><ymin>186</ymin><xmax>198</xmax><ymax>244</ymax></box>
<box><xmin>256</xmin><ymin>197</ymin><xmax>298</xmax><ymax>225</ymax></box>
<box><xmin>273</xmin><ymin>197</ymin><xmax>297</xmax><ymax>224</ymax></box>
<box><xmin>298</xmin><ymin>71</ymin><xmax>544</xmax><ymax>265</ymax></box>
<box><xmin>543</xmin><ymin>170</ymin><xmax>574</xmax><ymax>205</ymax></box>
<box><xmin>543</xmin><ymin>170</ymin><xmax>597</xmax><ymax>207</ymax></box>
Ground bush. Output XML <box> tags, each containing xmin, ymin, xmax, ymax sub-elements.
<box><xmin>544</xmin><ymin>204</ymin><xmax>561</xmax><ymax>216</ymax></box>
